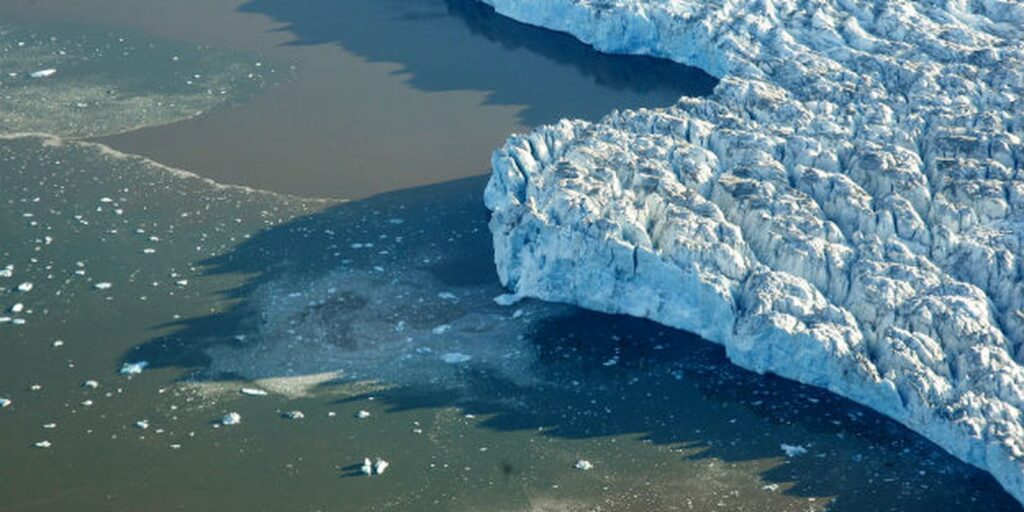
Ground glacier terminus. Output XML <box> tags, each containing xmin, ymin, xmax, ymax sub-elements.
<box><xmin>482</xmin><ymin>0</ymin><xmax>1024</xmax><ymax>503</ymax></box>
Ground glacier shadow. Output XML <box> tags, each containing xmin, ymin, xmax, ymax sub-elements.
<box><xmin>237</xmin><ymin>0</ymin><xmax>717</xmax><ymax>126</ymax></box>
<box><xmin>122</xmin><ymin>175</ymin><xmax>1019</xmax><ymax>511</ymax></box>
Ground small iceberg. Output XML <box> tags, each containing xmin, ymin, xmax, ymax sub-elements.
<box><xmin>440</xmin><ymin>352</ymin><xmax>472</xmax><ymax>364</ymax></box>
<box><xmin>0</xmin><ymin>398</ymin><xmax>11</xmax><ymax>408</ymax></box>
<box><xmin>119</xmin><ymin>361</ymin><xmax>149</xmax><ymax>375</ymax></box>
<box><xmin>240</xmin><ymin>387</ymin><xmax>268</xmax><ymax>397</ymax></box>
<box><xmin>221</xmin><ymin>412</ymin><xmax>242</xmax><ymax>426</ymax></box>
<box><xmin>29</xmin><ymin>68</ymin><xmax>57</xmax><ymax>78</ymax></box>
<box><xmin>574</xmin><ymin>459</ymin><xmax>594</xmax><ymax>471</ymax></box>
<box><xmin>780</xmin><ymin>444</ymin><xmax>808</xmax><ymax>458</ymax></box>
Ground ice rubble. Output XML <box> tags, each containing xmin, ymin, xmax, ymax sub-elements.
<box><xmin>481</xmin><ymin>0</ymin><xmax>1024</xmax><ymax>502</ymax></box>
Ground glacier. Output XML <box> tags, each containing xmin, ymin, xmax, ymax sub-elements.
<box><xmin>480</xmin><ymin>0</ymin><xmax>1024</xmax><ymax>503</ymax></box>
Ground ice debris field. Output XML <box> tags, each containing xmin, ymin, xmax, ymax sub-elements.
<box><xmin>481</xmin><ymin>0</ymin><xmax>1024</xmax><ymax>504</ymax></box>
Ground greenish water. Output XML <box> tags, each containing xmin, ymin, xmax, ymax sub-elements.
<box><xmin>0</xmin><ymin>7</ymin><xmax>1020</xmax><ymax>512</ymax></box>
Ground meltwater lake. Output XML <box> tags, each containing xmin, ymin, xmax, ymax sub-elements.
<box><xmin>0</xmin><ymin>0</ymin><xmax>1019</xmax><ymax>511</ymax></box>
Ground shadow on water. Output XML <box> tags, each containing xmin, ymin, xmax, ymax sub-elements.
<box><xmin>124</xmin><ymin>174</ymin><xmax>1021</xmax><ymax>511</ymax></box>
<box><xmin>238</xmin><ymin>0</ymin><xmax>717</xmax><ymax>125</ymax></box>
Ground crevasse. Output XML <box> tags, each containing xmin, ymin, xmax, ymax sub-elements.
<box><xmin>480</xmin><ymin>0</ymin><xmax>1024</xmax><ymax>503</ymax></box>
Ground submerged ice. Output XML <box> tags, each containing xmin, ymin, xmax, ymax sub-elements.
<box><xmin>481</xmin><ymin>0</ymin><xmax>1024</xmax><ymax>503</ymax></box>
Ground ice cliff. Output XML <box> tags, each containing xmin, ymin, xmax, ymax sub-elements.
<box><xmin>481</xmin><ymin>0</ymin><xmax>1024</xmax><ymax>503</ymax></box>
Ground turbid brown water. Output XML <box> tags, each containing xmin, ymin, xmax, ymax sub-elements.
<box><xmin>0</xmin><ymin>2</ymin><xmax>1020</xmax><ymax>511</ymax></box>
<box><xmin>3</xmin><ymin>0</ymin><xmax>715</xmax><ymax>199</ymax></box>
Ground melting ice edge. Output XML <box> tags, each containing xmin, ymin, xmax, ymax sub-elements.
<box><xmin>481</xmin><ymin>0</ymin><xmax>1024</xmax><ymax>504</ymax></box>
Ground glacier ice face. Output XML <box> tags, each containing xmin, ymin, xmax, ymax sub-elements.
<box><xmin>481</xmin><ymin>0</ymin><xmax>1024</xmax><ymax>503</ymax></box>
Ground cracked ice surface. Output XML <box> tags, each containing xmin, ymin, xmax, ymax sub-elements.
<box><xmin>481</xmin><ymin>0</ymin><xmax>1024</xmax><ymax>503</ymax></box>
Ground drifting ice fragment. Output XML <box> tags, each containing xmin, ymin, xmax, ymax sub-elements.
<box><xmin>283</xmin><ymin>410</ymin><xmax>305</xmax><ymax>420</ymax></box>
<box><xmin>29</xmin><ymin>68</ymin><xmax>57</xmax><ymax>78</ymax></box>
<box><xmin>574</xmin><ymin>460</ymin><xmax>594</xmax><ymax>471</ymax></box>
<box><xmin>240</xmin><ymin>387</ymin><xmax>268</xmax><ymax>396</ymax></box>
<box><xmin>432</xmin><ymin>324</ymin><xmax>451</xmax><ymax>335</ymax></box>
<box><xmin>356</xmin><ymin>410</ymin><xmax>371</xmax><ymax>419</ymax></box>
<box><xmin>135</xmin><ymin>420</ymin><xmax>150</xmax><ymax>430</ymax></box>
<box><xmin>361</xmin><ymin>457</ymin><xmax>373</xmax><ymax>476</ymax></box>
<box><xmin>83</xmin><ymin>380</ymin><xmax>99</xmax><ymax>389</ymax></box>
<box><xmin>10</xmin><ymin>304</ymin><xmax>24</xmax><ymax>313</ymax></box>
<box><xmin>221</xmin><ymin>412</ymin><xmax>242</xmax><ymax>426</ymax></box>
<box><xmin>493</xmin><ymin>294</ymin><xmax>521</xmax><ymax>306</ymax></box>
<box><xmin>119</xmin><ymin>361</ymin><xmax>149</xmax><ymax>375</ymax></box>
<box><xmin>441</xmin><ymin>352</ymin><xmax>472</xmax><ymax>364</ymax></box>
<box><xmin>94</xmin><ymin>282</ymin><xmax>113</xmax><ymax>290</ymax></box>
<box><xmin>780</xmin><ymin>444</ymin><xmax>808</xmax><ymax>457</ymax></box>
<box><xmin>374</xmin><ymin>458</ymin><xmax>389</xmax><ymax>475</ymax></box>
<box><xmin>34</xmin><ymin>440</ymin><xmax>52</xmax><ymax>448</ymax></box>
<box><xmin>0</xmin><ymin>398</ymin><xmax>11</xmax><ymax>408</ymax></box>
<box><xmin>16</xmin><ymin>282</ymin><xmax>33</xmax><ymax>292</ymax></box>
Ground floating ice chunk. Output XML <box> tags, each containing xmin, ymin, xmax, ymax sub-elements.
<box><xmin>29</xmin><ymin>68</ymin><xmax>56</xmax><ymax>78</ymax></box>
<box><xmin>780</xmin><ymin>444</ymin><xmax>808</xmax><ymax>458</ymax></box>
<box><xmin>142</xmin><ymin>248</ymin><xmax>156</xmax><ymax>254</ymax></box>
<box><xmin>81</xmin><ymin>400</ymin><xmax>93</xmax><ymax>407</ymax></box>
<box><xmin>574</xmin><ymin>459</ymin><xmax>594</xmax><ymax>471</ymax></box>
<box><xmin>175</xmin><ymin>279</ymin><xmax>189</xmax><ymax>287</ymax></box>
<box><xmin>493</xmin><ymin>294</ymin><xmax>521</xmax><ymax>306</ymax></box>
<box><xmin>221</xmin><ymin>412</ymin><xmax>242</xmax><ymax>426</ymax></box>
<box><xmin>94</xmin><ymin>282</ymin><xmax>112</xmax><ymax>290</ymax></box>
<box><xmin>52</xmin><ymin>340</ymin><xmax>64</xmax><ymax>348</ymax></box>
<box><xmin>440</xmin><ymin>352</ymin><xmax>472</xmax><ymax>364</ymax></box>
<box><xmin>0</xmin><ymin>398</ymin><xmax>11</xmax><ymax>408</ymax></box>
<box><xmin>16</xmin><ymin>282</ymin><xmax>33</xmax><ymax>292</ymax></box>
<box><xmin>30</xmin><ymin>384</ymin><xmax>41</xmax><ymax>391</ymax></box>
<box><xmin>240</xmin><ymin>387</ymin><xmax>268</xmax><ymax>397</ymax></box>
<box><xmin>0</xmin><ymin>317</ymin><xmax>11</xmax><ymax>324</ymax></box>
<box><xmin>42</xmin><ymin>423</ymin><xmax>57</xmax><ymax>429</ymax></box>
<box><xmin>135</xmin><ymin>420</ymin><xmax>150</xmax><ymax>430</ymax></box>
<box><xmin>10</xmin><ymin>304</ymin><xmax>24</xmax><ymax>314</ymax></box>
<box><xmin>0</xmin><ymin>265</ymin><xmax>12</xmax><ymax>278</ymax></box>
<box><xmin>119</xmin><ymin>361</ymin><xmax>148</xmax><ymax>375</ymax></box>
<box><xmin>374</xmin><ymin>458</ymin><xmax>389</xmax><ymax>475</ymax></box>
<box><xmin>432</xmin><ymin>324</ymin><xmax>451</xmax><ymax>335</ymax></box>
<box><xmin>437</xmin><ymin>292</ymin><xmax>458</xmax><ymax>301</ymax></box>
<box><xmin>356</xmin><ymin>410</ymin><xmax>371</xmax><ymax>419</ymax></box>
<box><xmin>83</xmin><ymin>380</ymin><xmax>99</xmax><ymax>389</ymax></box>
<box><xmin>361</xmin><ymin>457</ymin><xmax>373</xmax><ymax>476</ymax></box>
<box><xmin>283</xmin><ymin>410</ymin><xmax>305</xmax><ymax>420</ymax></box>
<box><xmin>12</xmin><ymin>318</ymin><xmax>26</xmax><ymax>326</ymax></box>
<box><xmin>34</xmin><ymin>440</ymin><xmax>52</xmax><ymax>448</ymax></box>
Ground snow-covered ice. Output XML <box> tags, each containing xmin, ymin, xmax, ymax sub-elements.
<box><xmin>574</xmin><ymin>459</ymin><xmax>594</xmax><ymax>471</ymax></box>
<box><xmin>0</xmin><ymin>398</ymin><xmax>10</xmax><ymax>408</ymax></box>
<box><xmin>15</xmin><ymin>282</ymin><xmax>32</xmax><ymax>292</ymax></box>
<box><xmin>481</xmin><ymin>0</ymin><xmax>1024</xmax><ymax>503</ymax></box>
<box><xmin>373</xmin><ymin>458</ymin><xmax>390</xmax><ymax>475</ymax></box>
<box><xmin>240</xmin><ymin>387</ymin><xmax>268</xmax><ymax>396</ymax></box>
